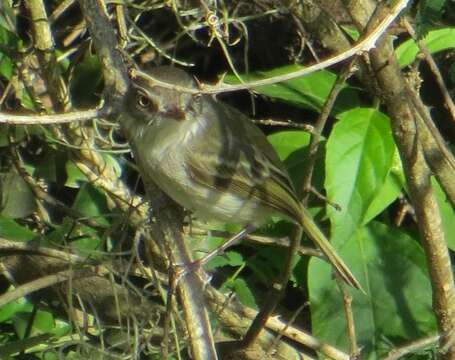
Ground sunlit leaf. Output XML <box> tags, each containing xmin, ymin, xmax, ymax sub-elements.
<box><xmin>224</xmin><ymin>65</ymin><xmax>360</xmax><ymax>114</ymax></box>
<box><xmin>326</xmin><ymin>108</ymin><xmax>402</xmax><ymax>248</ymax></box>
<box><xmin>396</xmin><ymin>27</ymin><xmax>455</xmax><ymax>67</ymax></box>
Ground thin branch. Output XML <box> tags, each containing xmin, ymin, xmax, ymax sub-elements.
<box><xmin>301</xmin><ymin>59</ymin><xmax>357</xmax><ymax>202</ymax></box>
<box><xmin>76</xmin><ymin>2</ymin><xmax>218</xmax><ymax>359</ymax></box>
<box><xmin>383</xmin><ymin>334</ymin><xmax>439</xmax><ymax>360</ymax></box>
<box><xmin>0</xmin><ymin>268</ymin><xmax>85</xmax><ymax>308</ymax></box>
<box><xmin>206</xmin><ymin>286</ymin><xmax>350</xmax><ymax>360</ymax></box>
<box><xmin>404</xmin><ymin>80</ymin><xmax>455</xmax><ymax>207</ymax></box>
<box><xmin>132</xmin><ymin>0</ymin><xmax>410</xmax><ymax>95</ymax></box>
<box><xmin>340</xmin><ymin>283</ymin><xmax>359</xmax><ymax>357</ymax></box>
<box><xmin>0</xmin><ymin>108</ymin><xmax>101</xmax><ymax>124</ymax></box>
<box><xmin>26</xmin><ymin>0</ymin><xmax>70</xmax><ymax>111</ymax></box>
<box><xmin>402</xmin><ymin>18</ymin><xmax>455</xmax><ymax>125</ymax></box>
<box><xmin>0</xmin><ymin>0</ymin><xmax>409</xmax><ymax>127</ymax></box>
<box><xmin>77</xmin><ymin>0</ymin><xmax>129</xmax><ymax>115</ymax></box>
<box><xmin>366</xmin><ymin>11</ymin><xmax>455</xmax><ymax>360</ymax></box>
<box><xmin>0</xmin><ymin>237</ymin><xmax>86</xmax><ymax>264</ymax></box>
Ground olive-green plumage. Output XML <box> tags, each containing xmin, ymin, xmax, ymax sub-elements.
<box><xmin>119</xmin><ymin>66</ymin><xmax>360</xmax><ymax>289</ymax></box>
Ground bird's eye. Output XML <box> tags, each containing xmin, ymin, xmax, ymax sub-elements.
<box><xmin>136</xmin><ymin>92</ymin><xmax>152</xmax><ymax>109</ymax></box>
<box><xmin>190</xmin><ymin>93</ymin><xmax>202</xmax><ymax>111</ymax></box>
<box><xmin>193</xmin><ymin>94</ymin><xmax>202</xmax><ymax>104</ymax></box>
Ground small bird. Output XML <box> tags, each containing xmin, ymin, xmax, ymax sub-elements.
<box><xmin>119</xmin><ymin>66</ymin><xmax>360</xmax><ymax>289</ymax></box>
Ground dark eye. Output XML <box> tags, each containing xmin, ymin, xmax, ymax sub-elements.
<box><xmin>193</xmin><ymin>94</ymin><xmax>202</xmax><ymax>104</ymax></box>
<box><xmin>190</xmin><ymin>93</ymin><xmax>202</xmax><ymax>111</ymax></box>
<box><xmin>136</xmin><ymin>92</ymin><xmax>153</xmax><ymax>109</ymax></box>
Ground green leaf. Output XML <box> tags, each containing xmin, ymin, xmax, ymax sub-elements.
<box><xmin>63</xmin><ymin>184</ymin><xmax>110</xmax><ymax>253</ymax></box>
<box><xmin>0</xmin><ymin>171</ymin><xmax>36</xmax><ymax>219</ymax></box>
<box><xmin>65</xmin><ymin>160</ymin><xmax>87</xmax><ymax>188</ymax></box>
<box><xmin>0</xmin><ymin>297</ymin><xmax>32</xmax><ymax>323</ymax></box>
<box><xmin>19</xmin><ymin>89</ymin><xmax>36</xmax><ymax>111</ymax></box>
<box><xmin>206</xmin><ymin>251</ymin><xmax>244</xmax><ymax>270</ymax></box>
<box><xmin>433</xmin><ymin>177</ymin><xmax>455</xmax><ymax>251</ymax></box>
<box><xmin>30</xmin><ymin>310</ymin><xmax>54</xmax><ymax>334</ymax></box>
<box><xmin>268</xmin><ymin>130</ymin><xmax>326</xmax><ymax>193</ymax></box>
<box><xmin>13</xmin><ymin>310</ymin><xmax>54</xmax><ymax>338</ymax></box>
<box><xmin>396</xmin><ymin>27</ymin><xmax>455</xmax><ymax>67</ymax></box>
<box><xmin>65</xmin><ymin>154</ymin><xmax>121</xmax><ymax>188</ymax></box>
<box><xmin>0</xmin><ymin>2</ymin><xmax>16</xmax><ymax>32</ymax></box>
<box><xmin>0</xmin><ymin>334</ymin><xmax>52</xmax><ymax>358</ymax></box>
<box><xmin>248</xmin><ymin>245</ymin><xmax>300</xmax><ymax>287</ymax></box>
<box><xmin>340</xmin><ymin>25</ymin><xmax>360</xmax><ymax>41</ymax></box>
<box><xmin>0</xmin><ymin>216</ymin><xmax>35</xmax><ymax>241</ymax></box>
<box><xmin>69</xmin><ymin>54</ymin><xmax>103</xmax><ymax>107</ymax></box>
<box><xmin>267</xmin><ymin>131</ymin><xmax>312</xmax><ymax>161</ymax></box>
<box><xmin>416</xmin><ymin>0</ymin><xmax>447</xmax><ymax>37</ymax></box>
<box><xmin>33</xmin><ymin>151</ymin><xmax>67</xmax><ymax>183</ymax></box>
<box><xmin>325</xmin><ymin>108</ymin><xmax>401</xmax><ymax>247</ymax></box>
<box><xmin>308</xmin><ymin>222</ymin><xmax>436</xmax><ymax>358</ymax></box>
<box><xmin>0</xmin><ymin>126</ymin><xmax>27</xmax><ymax>147</ymax></box>
<box><xmin>72</xmin><ymin>184</ymin><xmax>109</xmax><ymax>224</ymax></box>
<box><xmin>224</xmin><ymin>65</ymin><xmax>360</xmax><ymax>114</ymax></box>
<box><xmin>362</xmin><ymin>151</ymin><xmax>404</xmax><ymax>224</ymax></box>
<box><xmin>229</xmin><ymin>278</ymin><xmax>257</xmax><ymax>308</ymax></box>
<box><xmin>451</xmin><ymin>61</ymin><xmax>455</xmax><ymax>84</ymax></box>
<box><xmin>43</xmin><ymin>217</ymin><xmax>78</xmax><ymax>247</ymax></box>
<box><xmin>0</xmin><ymin>54</ymin><xmax>12</xmax><ymax>80</ymax></box>
<box><xmin>0</xmin><ymin>24</ymin><xmax>18</xmax><ymax>80</ymax></box>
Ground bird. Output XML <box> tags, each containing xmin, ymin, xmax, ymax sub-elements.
<box><xmin>118</xmin><ymin>65</ymin><xmax>361</xmax><ymax>290</ymax></box>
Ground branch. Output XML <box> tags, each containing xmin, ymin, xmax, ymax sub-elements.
<box><xmin>402</xmin><ymin>18</ymin><xmax>455</xmax><ymax>125</ymax></box>
<box><xmin>301</xmin><ymin>0</ymin><xmax>455</xmax><ymax>356</ymax></box>
<box><xmin>383</xmin><ymin>334</ymin><xmax>439</xmax><ymax>360</ymax></box>
<box><xmin>76</xmin><ymin>1</ymin><xmax>218</xmax><ymax>359</ymax></box>
<box><xmin>132</xmin><ymin>0</ymin><xmax>410</xmax><ymax>95</ymax></box>
<box><xmin>205</xmin><ymin>287</ymin><xmax>350</xmax><ymax>360</ymax></box>
<box><xmin>362</xmin><ymin>4</ymin><xmax>455</xmax><ymax>358</ymax></box>
<box><xmin>0</xmin><ymin>108</ymin><xmax>102</xmax><ymax>124</ymax></box>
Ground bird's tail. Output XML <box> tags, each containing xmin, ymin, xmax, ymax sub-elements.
<box><xmin>299</xmin><ymin>207</ymin><xmax>362</xmax><ymax>291</ymax></box>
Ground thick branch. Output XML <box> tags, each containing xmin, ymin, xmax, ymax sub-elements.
<box><xmin>77</xmin><ymin>2</ymin><xmax>218</xmax><ymax>359</ymax></box>
<box><xmin>349</xmin><ymin>1</ymin><xmax>455</xmax><ymax>356</ymax></box>
<box><xmin>301</xmin><ymin>0</ymin><xmax>455</xmax><ymax>356</ymax></box>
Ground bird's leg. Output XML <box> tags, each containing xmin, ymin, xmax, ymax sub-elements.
<box><xmin>174</xmin><ymin>224</ymin><xmax>257</xmax><ymax>279</ymax></box>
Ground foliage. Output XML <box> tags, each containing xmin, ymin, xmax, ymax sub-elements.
<box><xmin>0</xmin><ymin>1</ymin><xmax>454</xmax><ymax>359</ymax></box>
<box><xmin>416</xmin><ymin>0</ymin><xmax>448</xmax><ymax>37</ymax></box>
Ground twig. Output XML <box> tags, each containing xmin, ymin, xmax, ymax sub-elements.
<box><xmin>205</xmin><ymin>286</ymin><xmax>350</xmax><ymax>360</ymax></box>
<box><xmin>77</xmin><ymin>0</ymin><xmax>129</xmax><ymax>116</ymax></box>
<box><xmin>266</xmin><ymin>302</ymin><xmax>309</xmax><ymax>356</ymax></box>
<box><xmin>76</xmin><ymin>3</ymin><xmax>218</xmax><ymax>358</ymax></box>
<box><xmin>133</xmin><ymin>0</ymin><xmax>410</xmax><ymax>95</ymax></box>
<box><xmin>402</xmin><ymin>18</ymin><xmax>455</xmax><ymax>125</ymax></box>
<box><xmin>383</xmin><ymin>334</ymin><xmax>439</xmax><ymax>360</ymax></box>
<box><xmin>9</xmin><ymin>143</ymin><xmax>108</xmax><ymax>232</ymax></box>
<box><xmin>0</xmin><ymin>268</ymin><xmax>86</xmax><ymax>308</ymax></box>
<box><xmin>366</xmin><ymin>9</ymin><xmax>455</xmax><ymax>360</ymax></box>
<box><xmin>252</xmin><ymin>118</ymin><xmax>315</xmax><ymax>132</ymax></box>
<box><xmin>49</xmin><ymin>0</ymin><xmax>76</xmax><ymax>23</ymax></box>
<box><xmin>0</xmin><ymin>237</ymin><xmax>86</xmax><ymax>264</ymax></box>
<box><xmin>340</xmin><ymin>283</ymin><xmax>359</xmax><ymax>357</ymax></box>
<box><xmin>404</xmin><ymin>79</ymin><xmax>455</xmax><ymax>207</ymax></box>
<box><xmin>0</xmin><ymin>108</ymin><xmax>101</xmax><ymax>124</ymax></box>
<box><xmin>187</xmin><ymin>226</ymin><xmax>324</xmax><ymax>258</ymax></box>
<box><xmin>26</xmin><ymin>0</ymin><xmax>70</xmax><ymax>111</ymax></box>
<box><xmin>301</xmin><ymin>59</ymin><xmax>357</xmax><ymax>203</ymax></box>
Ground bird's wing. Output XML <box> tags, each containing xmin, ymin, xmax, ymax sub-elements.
<box><xmin>185</xmin><ymin>99</ymin><xmax>302</xmax><ymax>223</ymax></box>
<box><xmin>185</xmin><ymin>99</ymin><xmax>362</xmax><ymax>290</ymax></box>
